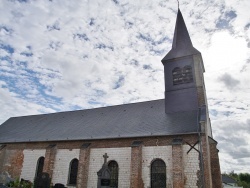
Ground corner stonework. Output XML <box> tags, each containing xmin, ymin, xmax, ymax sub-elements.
<box><xmin>43</xmin><ymin>144</ymin><xmax>57</xmax><ymax>179</ymax></box>
<box><xmin>130</xmin><ymin>141</ymin><xmax>144</xmax><ymax>188</ymax></box>
<box><xmin>172</xmin><ymin>138</ymin><xmax>184</xmax><ymax>188</ymax></box>
<box><xmin>77</xmin><ymin>143</ymin><xmax>91</xmax><ymax>188</ymax></box>
<box><xmin>209</xmin><ymin>137</ymin><xmax>222</xmax><ymax>188</ymax></box>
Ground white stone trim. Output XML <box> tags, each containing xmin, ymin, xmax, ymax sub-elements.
<box><xmin>87</xmin><ymin>147</ymin><xmax>131</xmax><ymax>188</ymax></box>
<box><xmin>52</xmin><ymin>149</ymin><xmax>80</xmax><ymax>186</ymax></box>
<box><xmin>20</xmin><ymin>149</ymin><xmax>46</xmax><ymax>182</ymax></box>
<box><xmin>142</xmin><ymin>146</ymin><xmax>173</xmax><ymax>187</ymax></box>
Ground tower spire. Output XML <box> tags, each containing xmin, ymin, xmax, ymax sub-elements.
<box><xmin>162</xmin><ymin>9</ymin><xmax>200</xmax><ymax>63</ymax></box>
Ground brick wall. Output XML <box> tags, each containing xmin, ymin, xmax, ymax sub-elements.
<box><xmin>0</xmin><ymin>146</ymin><xmax>6</xmax><ymax>173</ymax></box>
<box><xmin>130</xmin><ymin>145</ymin><xmax>143</xmax><ymax>188</ymax></box>
<box><xmin>201</xmin><ymin>135</ymin><xmax>213</xmax><ymax>188</ymax></box>
<box><xmin>172</xmin><ymin>143</ymin><xmax>184</xmax><ymax>188</ymax></box>
<box><xmin>209</xmin><ymin>138</ymin><xmax>222</xmax><ymax>188</ymax></box>
<box><xmin>77</xmin><ymin>147</ymin><xmax>90</xmax><ymax>188</ymax></box>
<box><xmin>43</xmin><ymin>146</ymin><xmax>57</xmax><ymax>180</ymax></box>
<box><xmin>0</xmin><ymin>134</ymin><xmax>218</xmax><ymax>187</ymax></box>
<box><xmin>20</xmin><ymin>149</ymin><xmax>46</xmax><ymax>181</ymax></box>
<box><xmin>1</xmin><ymin>149</ymin><xmax>24</xmax><ymax>179</ymax></box>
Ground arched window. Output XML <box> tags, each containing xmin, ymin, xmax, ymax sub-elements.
<box><xmin>108</xmin><ymin>160</ymin><xmax>119</xmax><ymax>188</ymax></box>
<box><xmin>172</xmin><ymin>66</ymin><xmax>193</xmax><ymax>85</ymax></box>
<box><xmin>172</xmin><ymin>67</ymin><xmax>183</xmax><ymax>85</ymax></box>
<box><xmin>182</xmin><ymin>65</ymin><xmax>193</xmax><ymax>83</ymax></box>
<box><xmin>35</xmin><ymin>156</ymin><xmax>44</xmax><ymax>178</ymax></box>
<box><xmin>68</xmin><ymin>158</ymin><xmax>79</xmax><ymax>185</ymax></box>
<box><xmin>151</xmin><ymin>159</ymin><xmax>166</xmax><ymax>188</ymax></box>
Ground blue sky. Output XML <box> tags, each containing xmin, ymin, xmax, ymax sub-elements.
<box><xmin>0</xmin><ymin>0</ymin><xmax>250</xmax><ymax>173</ymax></box>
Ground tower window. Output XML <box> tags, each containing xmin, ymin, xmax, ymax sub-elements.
<box><xmin>172</xmin><ymin>66</ymin><xmax>193</xmax><ymax>85</ymax></box>
<box><xmin>183</xmin><ymin>65</ymin><xmax>193</xmax><ymax>83</ymax></box>
<box><xmin>172</xmin><ymin>67</ymin><xmax>182</xmax><ymax>85</ymax></box>
<box><xmin>108</xmin><ymin>160</ymin><xmax>119</xmax><ymax>188</ymax></box>
<box><xmin>151</xmin><ymin>159</ymin><xmax>166</xmax><ymax>188</ymax></box>
<box><xmin>68</xmin><ymin>158</ymin><xmax>79</xmax><ymax>185</ymax></box>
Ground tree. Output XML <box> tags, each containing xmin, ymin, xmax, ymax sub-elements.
<box><xmin>225</xmin><ymin>171</ymin><xmax>250</xmax><ymax>188</ymax></box>
<box><xmin>238</xmin><ymin>173</ymin><xmax>250</xmax><ymax>188</ymax></box>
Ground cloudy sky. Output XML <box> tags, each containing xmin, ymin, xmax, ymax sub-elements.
<box><xmin>0</xmin><ymin>0</ymin><xmax>250</xmax><ymax>173</ymax></box>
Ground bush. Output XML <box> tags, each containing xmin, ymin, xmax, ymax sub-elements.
<box><xmin>7</xmin><ymin>178</ymin><xmax>33</xmax><ymax>188</ymax></box>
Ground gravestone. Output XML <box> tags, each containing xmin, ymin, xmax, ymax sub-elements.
<box><xmin>53</xmin><ymin>183</ymin><xmax>66</xmax><ymax>188</ymax></box>
<box><xmin>97</xmin><ymin>153</ymin><xmax>111</xmax><ymax>188</ymax></box>
<box><xmin>20</xmin><ymin>179</ymin><xmax>33</xmax><ymax>187</ymax></box>
<box><xmin>20</xmin><ymin>178</ymin><xmax>33</xmax><ymax>187</ymax></box>
<box><xmin>34</xmin><ymin>172</ymin><xmax>51</xmax><ymax>188</ymax></box>
<box><xmin>0</xmin><ymin>184</ymin><xmax>8</xmax><ymax>188</ymax></box>
<box><xmin>0</xmin><ymin>172</ymin><xmax>12</xmax><ymax>186</ymax></box>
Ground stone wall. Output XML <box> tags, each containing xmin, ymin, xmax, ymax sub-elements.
<box><xmin>20</xmin><ymin>149</ymin><xmax>46</xmax><ymax>181</ymax></box>
<box><xmin>52</xmin><ymin>149</ymin><xmax>80</xmax><ymax>186</ymax></box>
<box><xmin>142</xmin><ymin>146</ymin><xmax>172</xmax><ymax>187</ymax></box>
<box><xmin>87</xmin><ymin>147</ymin><xmax>131</xmax><ymax>188</ymax></box>
<box><xmin>183</xmin><ymin>145</ymin><xmax>200</xmax><ymax>188</ymax></box>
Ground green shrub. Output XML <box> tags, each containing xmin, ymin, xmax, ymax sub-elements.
<box><xmin>7</xmin><ymin>178</ymin><xmax>33</xmax><ymax>188</ymax></box>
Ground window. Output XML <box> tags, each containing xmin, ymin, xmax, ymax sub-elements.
<box><xmin>172</xmin><ymin>66</ymin><xmax>193</xmax><ymax>85</ymax></box>
<box><xmin>108</xmin><ymin>161</ymin><xmax>119</xmax><ymax>188</ymax></box>
<box><xmin>68</xmin><ymin>158</ymin><xmax>79</xmax><ymax>185</ymax></box>
<box><xmin>35</xmin><ymin>156</ymin><xmax>44</xmax><ymax>178</ymax></box>
<box><xmin>151</xmin><ymin>159</ymin><xmax>166</xmax><ymax>188</ymax></box>
<box><xmin>172</xmin><ymin>67</ymin><xmax>182</xmax><ymax>85</ymax></box>
<box><xmin>182</xmin><ymin>65</ymin><xmax>193</xmax><ymax>83</ymax></box>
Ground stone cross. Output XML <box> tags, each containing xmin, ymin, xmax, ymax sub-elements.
<box><xmin>103</xmin><ymin>153</ymin><xmax>109</xmax><ymax>164</ymax></box>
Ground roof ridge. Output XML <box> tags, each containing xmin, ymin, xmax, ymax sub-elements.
<box><xmin>7</xmin><ymin>98</ymin><xmax>165</xmax><ymax>119</ymax></box>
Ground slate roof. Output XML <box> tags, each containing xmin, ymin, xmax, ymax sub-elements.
<box><xmin>0</xmin><ymin>99</ymin><xmax>200</xmax><ymax>143</ymax></box>
<box><xmin>222</xmin><ymin>175</ymin><xmax>237</xmax><ymax>184</ymax></box>
<box><xmin>162</xmin><ymin>9</ymin><xmax>200</xmax><ymax>62</ymax></box>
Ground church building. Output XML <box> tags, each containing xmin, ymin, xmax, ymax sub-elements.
<box><xmin>0</xmin><ymin>9</ymin><xmax>222</xmax><ymax>188</ymax></box>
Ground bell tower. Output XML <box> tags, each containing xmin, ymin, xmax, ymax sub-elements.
<box><xmin>162</xmin><ymin>9</ymin><xmax>207</xmax><ymax>115</ymax></box>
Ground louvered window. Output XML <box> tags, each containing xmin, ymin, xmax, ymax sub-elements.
<box><xmin>182</xmin><ymin>65</ymin><xmax>193</xmax><ymax>83</ymax></box>
<box><xmin>172</xmin><ymin>66</ymin><xmax>193</xmax><ymax>85</ymax></box>
<box><xmin>172</xmin><ymin>67</ymin><xmax>183</xmax><ymax>85</ymax></box>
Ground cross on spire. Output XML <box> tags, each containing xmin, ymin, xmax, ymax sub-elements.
<box><xmin>103</xmin><ymin>153</ymin><xmax>109</xmax><ymax>164</ymax></box>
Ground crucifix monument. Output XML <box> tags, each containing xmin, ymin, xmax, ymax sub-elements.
<box><xmin>97</xmin><ymin>153</ymin><xmax>111</xmax><ymax>188</ymax></box>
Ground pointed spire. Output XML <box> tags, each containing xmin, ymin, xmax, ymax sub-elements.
<box><xmin>172</xmin><ymin>9</ymin><xmax>193</xmax><ymax>49</ymax></box>
<box><xmin>162</xmin><ymin>9</ymin><xmax>200</xmax><ymax>63</ymax></box>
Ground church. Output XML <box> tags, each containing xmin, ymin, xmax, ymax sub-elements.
<box><xmin>0</xmin><ymin>9</ymin><xmax>222</xmax><ymax>188</ymax></box>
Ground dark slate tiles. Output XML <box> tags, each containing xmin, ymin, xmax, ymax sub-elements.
<box><xmin>0</xmin><ymin>99</ymin><xmax>198</xmax><ymax>143</ymax></box>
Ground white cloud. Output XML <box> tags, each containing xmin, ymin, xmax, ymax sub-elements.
<box><xmin>0</xmin><ymin>82</ymin><xmax>55</xmax><ymax>124</ymax></box>
<box><xmin>0</xmin><ymin>0</ymin><xmax>250</xmax><ymax>173</ymax></box>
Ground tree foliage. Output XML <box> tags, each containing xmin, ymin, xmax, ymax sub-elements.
<box><xmin>225</xmin><ymin>171</ymin><xmax>250</xmax><ymax>188</ymax></box>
